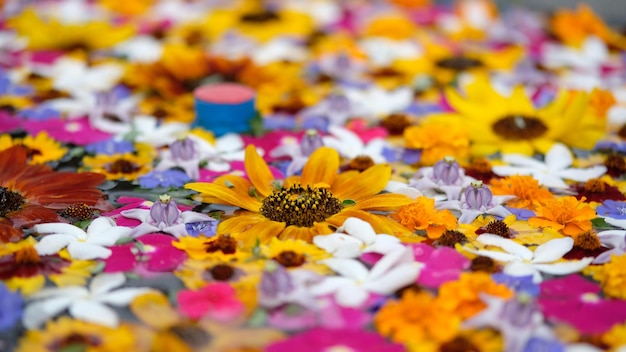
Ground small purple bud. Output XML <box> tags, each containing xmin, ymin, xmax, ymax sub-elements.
<box><xmin>432</xmin><ymin>156</ymin><xmax>461</xmax><ymax>185</ymax></box>
<box><xmin>170</xmin><ymin>137</ymin><xmax>196</xmax><ymax>161</ymax></box>
<box><xmin>326</xmin><ymin>93</ymin><xmax>350</xmax><ymax>112</ymax></box>
<box><xmin>258</xmin><ymin>261</ymin><xmax>294</xmax><ymax>308</ymax></box>
<box><xmin>300</xmin><ymin>129</ymin><xmax>324</xmax><ymax>156</ymax></box>
<box><xmin>500</xmin><ymin>294</ymin><xmax>538</xmax><ymax>328</ymax></box>
<box><xmin>464</xmin><ymin>180</ymin><xmax>493</xmax><ymax>210</ymax></box>
<box><xmin>150</xmin><ymin>194</ymin><xmax>181</xmax><ymax>227</ymax></box>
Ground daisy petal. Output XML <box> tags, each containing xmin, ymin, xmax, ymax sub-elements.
<box><xmin>35</xmin><ymin>234</ymin><xmax>75</xmax><ymax>255</ymax></box>
<box><xmin>90</xmin><ymin>273</ymin><xmax>126</xmax><ymax>295</ymax></box>
<box><xmin>341</xmin><ymin>217</ymin><xmax>376</xmax><ymax>244</ymax></box>
<box><xmin>364</xmin><ymin>264</ymin><xmax>421</xmax><ymax>295</ymax></box>
<box><xmin>544</xmin><ymin>143</ymin><xmax>572</xmax><ymax>171</ymax></box>
<box><xmin>23</xmin><ymin>296</ymin><xmax>76</xmax><ymax>329</ymax></box>
<box><xmin>477</xmin><ymin>234</ymin><xmax>534</xmax><ymax>261</ymax></box>
<box><xmin>69</xmin><ymin>301</ymin><xmax>119</xmax><ymax>327</ymax></box>
<box><xmin>322</xmin><ymin>258</ymin><xmax>368</xmax><ymax>281</ymax></box>
<box><xmin>33</xmin><ymin>222</ymin><xmax>86</xmax><ymax>239</ymax></box>
<box><xmin>313</xmin><ymin>233</ymin><xmax>363</xmax><ymax>258</ymax></box>
<box><xmin>98</xmin><ymin>288</ymin><xmax>153</xmax><ymax>306</ymax></box>
<box><xmin>335</xmin><ymin>285</ymin><xmax>369</xmax><ymax>308</ymax></box>
<box><xmin>532</xmin><ymin>257</ymin><xmax>593</xmax><ymax>276</ymax></box>
<box><xmin>531</xmin><ymin>237</ymin><xmax>574</xmax><ymax>264</ymax></box>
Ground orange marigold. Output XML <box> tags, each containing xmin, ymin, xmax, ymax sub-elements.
<box><xmin>437</xmin><ymin>272</ymin><xmax>514</xmax><ymax>319</ymax></box>
<box><xmin>391</xmin><ymin>196</ymin><xmax>458</xmax><ymax>239</ymax></box>
<box><xmin>404</xmin><ymin>121</ymin><xmax>470</xmax><ymax>166</ymax></box>
<box><xmin>599</xmin><ymin>253</ymin><xmax>626</xmax><ymax>300</ymax></box>
<box><xmin>527</xmin><ymin>196</ymin><xmax>596</xmax><ymax>238</ymax></box>
<box><xmin>490</xmin><ymin>175</ymin><xmax>554</xmax><ymax>210</ymax></box>
<box><xmin>375</xmin><ymin>290</ymin><xmax>461</xmax><ymax>346</ymax></box>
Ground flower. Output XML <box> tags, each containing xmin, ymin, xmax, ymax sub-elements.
<box><xmin>408</xmin><ymin>156</ymin><xmax>475</xmax><ymax>201</ymax></box>
<box><xmin>527</xmin><ymin>196</ymin><xmax>596</xmax><ymax>238</ymax></box>
<box><xmin>375</xmin><ymin>290</ymin><xmax>462</xmax><ymax>348</ymax></box>
<box><xmin>0</xmin><ymin>132</ymin><xmax>67</xmax><ymax>165</ymax></box>
<box><xmin>403</xmin><ymin>120</ymin><xmax>470</xmax><ymax>166</ymax></box>
<box><xmin>177</xmin><ymin>282</ymin><xmax>245</xmax><ymax>321</ymax></box>
<box><xmin>81</xmin><ymin>151</ymin><xmax>154</xmax><ymax>181</ymax></box>
<box><xmin>593</xmin><ymin>230</ymin><xmax>626</xmax><ymax>264</ymax></box>
<box><xmin>321</xmin><ymin>125</ymin><xmax>392</xmax><ymax>164</ymax></box>
<box><xmin>0</xmin><ymin>282</ymin><xmax>22</xmax><ymax>331</ymax></box>
<box><xmin>313</xmin><ymin>217</ymin><xmax>404</xmax><ymax>258</ymax></box>
<box><xmin>437</xmin><ymin>79</ymin><xmax>593</xmax><ymax>156</ymax></box>
<box><xmin>33</xmin><ymin>217</ymin><xmax>131</xmax><ymax>260</ymax></box>
<box><xmin>120</xmin><ymin>194</ymin><xmax>216</xmax><ymax>238</ymax></box>
<box><xmin>104</xmin><ymin>233</ymin><xmax>188</xmax><ymax>274</ymax></box>
<box><xmin>137</xmin><ymin>169</ymin><xmax>191</xmax><ymax>189</ymax></box>
<box><xmin>437</xmin><ymin>180</ymin><xmax>513</xmax><ymax>224</ymax></box>
<box><xmin>410</xmin><ymin>243</ymin><xmax>470</xmax><ymax>287</ymax></box>
<box><xmin>269</xmin><ymin>129</ymin><xmax>324</xmax><ymax>176</ymax></box>
<box><xmin>491</xmin><ymin>143</ymin><xmax>607</xmax><ymax>189</ymax></box>
<box><xmin>15</xmin><ymin>317</ymin><xmax>138</xmax><ymax>352</ymax></box>
<box><xmin>490</xmin><ymin>175</ymin><xmax>554</xmax><ymax>211</ymax></box>
<box><xmin>22</xmin><ymin>117</ymin><xmax>113</xmax><ymax>145</ymax></box>
<box><xmin>596</xmin><ymin>200</ymin><xmax>626</xmax><ymax>219</ymax></box>
<box><xmin>309</xmin><ymin>247</ymin><xmax>422</xmax><ymax>307</ymax></box>
<box><xmin>599</xmin><ymin>253</ymin><xmax>626</xmax><ymax>300</ymax></box>
<box><xmin>464</xmin><ymin>234</ymin><xmax>594</xmax><ymax>283</ymax></box>
<box><xmin>437</xmin><ymin>272</ymin><xmax>514</xmax><ymax>318</ymax></box>
<box><xmin>22</xmin><ymin>272</ymin><xmax>153</xmax><ymax>329</ymax></box>
<box><xmin>267</xmin><ymin>327</ymin><xmax>405</xmax><ymax>352</ymax></box>
<box><xmin>0</xmin><ymin>146</ymin><xmax>107</xmax><ymax>242</ymax></box>
<box><xmin>185</xmin><ymin>145</ymin><xmax>414</xmax><ymax>243</ymax></box>
<box><xmin>391</xmin><ymin>196</ymin><xmax>458</xmax><ymax>239</ymax></box>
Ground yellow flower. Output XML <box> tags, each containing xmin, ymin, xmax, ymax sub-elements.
<box><xmin>98</xmin><ymin>0</ymin><xmax>154</xmax><ymax>16</ymax></box>
<box><xmin>375</xmin><ymin>290</ymin><xmax>462</xmax><ymax>348</ymax></box>
<box><xmin>391</xmin><ymin>196</ymin><xmax>458</xmax><ymax>240</ymax></box>
<box><xmin>403</xmin><ymin>120</ymin><xmax>470</xmax><ymax>165</ymax></box>
<box><xmin>600</xmin><ymin>253</ymin><xmax>626</xmax><ymax>300</ymax></box>
<box><xmin>260</xmin><ymin>237</ymin><xmax>332</xmax><ymax>273</ymax></box>
<box><xmin>8</xmin><ymin>9</ymin><xmax>134</xmax><ymax>51</ymax></box>
<box><xmin>434</xmin><ymin>79</ymin><xmax>593</xmax><ymax>156</ymax></box>
<box><xmin>0</xmin><ymin>132</ymin><xmax>67</xmax><ymax>164</ymax></box>
<box><xmin>16</xmin><ymin>317</ymin><xmax>138</xmax><ymax>352</ymax></box>
<box><xmin>81</xmin><ymin>151</ymin><xmax>153</xmax><ymax>181</ymax></box>
<box><xmin>459</xmin><ymin>214</ymin><xmax>564</xmax><ymax>246</ymax></box>
<box><xmin>437</xmin><ymin>272</ymin><xmax>514</xmax><ymax>319</ymax></box>
<box><xmin>185</xmin><ymin>145</ymin><xmax>414</xmax><ymax>244</ymax></box>
<box><xmin>528</xmin><ymin>196</ymin><xmax>596</xmax><ymax>239</ymax></box>
<box><xmin>172</xmin><ymin>234</ymin><xmax>251</xmax><ymax>262</ymax></box>
<box><xmin>602</xmin><ymin>321</ymin><xmax>626</xmax><ymax>350</ymax></box>
<box><xmin>363</xmin><ymin>13</ymin><xmax>419</xmax><ymax>40</ymax></box>
<box><xmin>490</xmin><ymin>175</ymin><xmax>554</xmax><ymax>211</ymax></box>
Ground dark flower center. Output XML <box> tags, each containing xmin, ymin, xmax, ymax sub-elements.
<box><xmin>584</xmin><ymin>179</ymin><xmax>606</xmax><ymax>193</ymax></box>
<box><xmin>381</xmin><ymin>113</ymin><xmax>412</xmax><ymax>135</ymax></box>
<box><xmin>347</xmin><ymin>155</ymin><xmax>375</xmax><ymax>172</ymax></box>
<box><xmin>471</xmin><ymin>158</ymin><xmax>493</xmax><ymax>174</ymax></box>
<box><xmin>492</xmin><ymin>115</ymin><xmax>548</xmax><ymax>140</ymax></box>
<box><xmin>435</xmin><ymin>56</ymin><xmax>484</xmax><ymax>71</ymax></box>
<box><xmin>369</xmin><ymin>67</ymin><xmax>403</xmax><ymax>79</ymax></box>
<box><xmin>435</xmin><ymin>230</ymin><xmax>468</xmax><ymax>247</ymax></box>
<box><xmin>0</xmin><ymin>186</ymin><xmax>25</xmax><ymax>217</ymax></box>
<box><xmin>574</xmin><ymin>231</ymin><xmax>602</xmax><ymax>251</ymax></box>
<box><xmin>273</xmin><ymin>250</ymin><xmax>305</xmax><ymax>267</ymax></box>
<box><xmin>240</xmin><ymin>11</ymin><xmax>280</xmax><ymax>23</ymax></box>
<box><xmin>205</xmin><ymin>234</ymin><xmax>238</xmax><ymax>254</ymax></box>
<box><xmin>470</xmin><ymin>256</ymin><xmax>498</xmax><ymax>273</ymax></box>
<box><xmin>618</xmin><ymin>124</ymin><xmax>626</xmax><ymax>139</ymax></box>
<box><xmin>605</xmin><ymin>154</ymin><xmax>626</xmax><ymax>176</ymax></box>
<box><xmin>485</xmin><ymin>220</ymin><xmax>511</xmax><ymax>238</ymax></box>
<box><xmin>105</xmin><ymin>159</ymin><xmax>140</xmax><ymax>174</ymax></box>
<box><xmin>50</xmin><ymin>333</ymin><xmax>102</xmax><ymax>350</ymax></box>
<box><xmin>60</xmin><ymin>203</ymin><xmax>94</xmax><ymax>221</ymax></box>
<box><xmin>260</xmin><ymin>185</ymin><xmax>342</xmax><ymax>227</ymax></box>
<box><xmin>103</xmin><ymin>112</ymin><xmax>124</xmax><ymax>123</ymax></box>
<box><xmin>169</xmin><ymin>324</ymin><xmax>212</xmax><ymax>349</ymax></box>
<box><xmin>0</xmin><ymin>104</ymin><xmax>16</xmax><ymax>114</ymax></box>
<box><xmin>439</xmin><ymin>336</ymin><xmax>480</xmax><ymax>352</ymax></box>
<box><xmin>208</xmin><ymin>264</ymin><xmax>235</xmax><ymax>281</ymax></box>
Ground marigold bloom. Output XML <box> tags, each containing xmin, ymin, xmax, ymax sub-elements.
<box><xmin>437</xmin><ymin>272</ymin><xmax>514</xmax><ymax>319</ymax></box>
<box><xmin>404</xmin><ymin>121</ymin><xmax>470</xmax><ymax>166</ymax></box>
<box><xmin>490</xmin><ymin>175</ymin><xmax>554</xmax><ymax>210</ymax></box>
<box><xmin>363</xmin><ymin>14</ymin><xmax>418</xmax><ymax>40</ymax></box>
<box><xmin>375</xmin><ymin>290</ymin><xmax>461</xmax><ymax>346</ymax></box>
<box><xmin>391</xmin><ymin>196</ymin><xmax>458</xmax><ymax>239</ymax></box>
<box><xmin>550</xmin><ymin>4</ymin><xmax>626</xmax><ymax>49</ymax></box>
<box><xmin>528</xmin><ymin>196</ymin><xmax>596</xmax><ymax>238</ymax></box>
<box><xmin>600</xmin><ymin>253</ymin><xmax>626</xmax><ymax>300</ymax></box>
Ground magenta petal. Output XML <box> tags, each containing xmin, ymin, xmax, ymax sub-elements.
<box><xmin>415</xmin><ymin>246</ymin><xmax>469</xmax><ymax>287</ymax></box>
<box><xmin>410</xmin><ymin>243</ymin><xmax>435</xmax><ymax>262</ymax></box>
<box><xmin>140</xmin><ymin>234</ymin><xmax>187</xmax><ymax>272</ymax></box>
<box><xmin>104</xmin><ymin>244</ymin><xmax>137</xmax><ymax>272</ymax></box>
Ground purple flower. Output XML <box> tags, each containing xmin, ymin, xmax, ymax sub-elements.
<box><xmin>17</xmin><ymin>106</ymin><xmax>60</xmax><ymax>121</ymax></box>
<box><xmin>169</xmin><ymin>137</ymin><xmax>196</xmax><ymax>161</ymax></box>
<box><xmin>522</xmin><ymin>337</ymin><xmax>565</xmax><ymax>352</ymax></box>
<box><xmin>595</xmin><ymin>140</ymin><xmax>626</xmax><ymax>154</ymax></box>
<box><xmin>300</xmin><ymin>129</ymin><xmax>324</xmax><ymax>156</ymax></box>
<box><xmin>266</xmin><ymin>327</ymin><xmax>405</xmax><ymax>352</ymax></box>
<box><xmin>432</xmin><ymin>157</ymin><xmax>461</xmax><ymax>185</ymax></box>
<box><xmin>465</xmin><ymin>180</ymin><xmax>493</xmax><ymax>210</ymax></box>
<box><xmin>539</xmin><ymin>275</ymin><xmax>626</xmax><ymax>334</ymax></box>
<box><xmin>138</xmin><ymin>170</ymin><xmax>191</xmax><ymax>188</ymax></box>
<box><xmin>410</xmin><ymin>243</ymin><xmax>470</xmax><ymax>287</ymax></box>
<box><xmin>85</xmin><ymin>139</ymin><xmax>135</xmax><ymax>155</ymax></box>
<box><xmin>401</xmin><ymin>148</ymin><xmax>421</xmax><ymax>164</ymax></box>
<box><xmin>596</xmin><ymin>200</ymin><xmax>626</xmax><ymax>219</ymax></box>
<box><xmin>506</xmin><ymin>207</ymin><xmax>536</xmax><ymax>220</ymax></box>
<box><xmin>492</xmin><ymin>273</ymin><xmax>540</xmax><ymax>297</ymax></box>
<box><xmin>0</xmin><ymin>70</ymin><xmax>32</xmax><ymax>96</ymax></box>
<box><xmin>0</xmin><ymin>282</ymin><xmax>22</xmax><ymax>331</ymax></box>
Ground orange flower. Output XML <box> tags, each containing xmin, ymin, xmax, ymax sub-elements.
<box><xmin>437</xmin><ymin>272</ymin><xmax>514</xmax><ymax>319</ymax></box>
<box><xmin>490</xmin><ymin>175</ymin><xmax>554</xmax><ymax>210</ymax></box>
<box><xmin>528</xmin><ymin>196</ymin><xmax>596</xmax><ymax>238</ymax></box>
<box><xmin>363</xmin><ymin>14</ymin><xmax>418</xmax><ymax>40</ymax></box>
<box><xmin>404</xmin><ymin>121</ymin><xmax>470</xmax><ymax>166</ymax></box>
<box><xmin>550</xmin><ymin>4</ymin><xmax>626</xmax><ymax>49</ymax></box>
<box><xmin>391</xmin><ymin>196</ymin><xmax>458</xmax><ymax>240</ymax></box>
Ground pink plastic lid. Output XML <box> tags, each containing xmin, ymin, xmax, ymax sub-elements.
<box><xmin>194</xmin><ymin>83</ymin><xmax>255</xmax><ymax>104</ymax></box>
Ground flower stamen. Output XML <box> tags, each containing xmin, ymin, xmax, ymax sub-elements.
<box><xmin>0</xmin><ymin>186</ymin><xmax>25</xmax><ymax>217</ymax></box>
<box><xmin>492</xmin><ymin>115</ymin><xmax>548</xmax><ymax>140</ymax></box>
<box><xmin>260</xmin><ymin>185</ymin><xmax>342</xmax><ymax>227</ymax></box>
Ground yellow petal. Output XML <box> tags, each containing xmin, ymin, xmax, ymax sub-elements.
<box><xmin>185</xmin><ymin>182</ymin><xmax>261</xmax><ymax>212</ymax></box>
<box><xmin>244</xmin><ymin>145</ymin><xmax>276</xmax><ymax>198</ymax></box>
<box><xmin>301</xmin><ymin>147</ymin><xmax>339</xmax><ymax>187</ymax></box>
<box><xmin>240</xmin><ymin>220</ymin><xmax>286</xmax><ymax>246</ymax></box>
<box><xmin>332</xmin><ymin>164</ymin><xmax>391</xmax><ymax>200</ymax></box>
<box><xmin>352</xmin><ymin>193</ymin><xmax>414</xmax><ymax>211</ymax></box>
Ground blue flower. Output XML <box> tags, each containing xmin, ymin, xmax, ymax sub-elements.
<box><xmin>85</xmin><ymin>139</ymin><xmax>135</xmax><ymax>155</ymax></box>
<box><xmin>596</xmin><ymin>200</ymin><xmax>626</xmax><ymax>219</ymax></box>
<box><xmin>492</xmin><ymin>273</ymin><xmax>540</xmax><ymax>297</ymax></box>
<box><xmin>185</xmin><ymin>220</ymin><xmax>218</xmax><ymax>237</ymax></box>
<box><xmin>522</xmin><ymin>337</ymin><xmax>564</xmax><ymax>352</ymax></box>
<box><xmin>138</xmin><ymin>169</ymin><xmax>191</xmax><ymax>189</ymax></box>
<box><xmin>0</xmin><ymin>69</ymin><xmax>32</xmax><ymax>96</ymax></box>
<box><xmin>0</xmin><ymin>282</ymin><xmax>23</xmax><ymax>331</ymax></box>
<box><xmin>17</xmin><ymin>106</ymin><xmax>60</xmax><ymax>121</ymax></box>
<box><xmin>505</xmin><ymin>207</ymin><xmax>536</xmax><ymax>220</ymax></box>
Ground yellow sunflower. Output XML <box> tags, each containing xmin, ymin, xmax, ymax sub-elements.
<box><xmin>0</xmin><ymin>132</ymin><xmax>67</xmax><ymax>164</ymax></box>
<box><xmin>81</xmin><ymin>151</ymin><xmax>153</xmax><ymax>181</ymax></box>
<box><xmin>260</xmin><ymin>237</ymin><xmax>332</xmax><ymax>273</ymax></box>
<box><xmin>185</xmin><ymin>145</ymin><xmax>415</xmax><ymax>244</ymax></box>
<box><xmin>8</xmin><ymin>9</ymin><xmax>134</xmax><ymax>51</ymax></box>
<box><xmin>16</xmin><ymin>317</ymin><xmax>138</xmax><ymax>352</ymax></box>
<box><xmin>427</xmin><ymin>79</ymin><xmax>593</xmax><ymax>156</ymax></box>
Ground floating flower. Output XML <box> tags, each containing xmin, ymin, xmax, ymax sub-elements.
<box><xmin>528</xmin><ymin>196</ymin><xmax>596</xmax><ymax>238</ymax></box>
<box><xmin>0</xmin><ymin>282</ymin><xmax>23</xmax><ymax>331</ymax></box>
<box><xmin>81</xmin><ymin>151</ymin><xmax>154</xmax><ymax>181</ymax></box>
<box><xmin>0</xmin><ymin>131</ymin><xmax>67</xmax><ymax>164</ymax></box>
<box><xmin>177</xmin><ymin>282</ymin><xmax>245</xmax><ymax>321</ymax></box>
<box><xmin>103</xmin><ymin>233</ymin><xmax>187</xmax><ymax>274</ymax></box>
<box><xmin>599</xmin><ymin>253</ymin><xmax>626</xmax><ymax>300</ymax></box>
<box><xmin>391</xmin><ymin>196</ymin><xmax>458</xmax><ymax>239</ymax></box>
<box><xmin>490</xmin><ymin>175</ymin><xmax>554</xmax><ymax>211</ymax></box>
<box><xmin>410</xmin><ymin>243</ymin><xmax>470</xmax><ymax>288</ymax></box>
<box><xmin>185</xmin><ymin>145</ymin><xmax>414</xmax><ymax>244</ymax></box>
<box><xmin>403</xmin><ymin>120</ymin><xmax>470</xmax><ymax>166</ymax></box>
<box><xmin>437</xmin><ymin>180</ymin><xmax>513</xmax><ymax>224</ymax></box>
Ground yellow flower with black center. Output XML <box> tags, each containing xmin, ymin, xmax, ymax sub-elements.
<box><xmin>428</xmin><ymin>79</ymin><xmax>593</xmax><ymax>156</ymax></box>
<box><xmin>260</xmin><ymin>238</ymin><xmax>332</xmax><ymax>274</ymax></box>
<box><xmin>81</xmin><ymin>151</ymin><xmax>153</xmax><ymax>181</ymax></box>
<box><xmin>0</xmin><ymin>132</ymin><xmax>67</xmax><ymax>164</ymax></box>
<box><xmin>185</xmin><ymin>145</ymin><xmax>414</xmax><ymax>244</ymax></box>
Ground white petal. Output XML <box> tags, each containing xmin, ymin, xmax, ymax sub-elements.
<box><xmin>341</xmin><ymin>217</ymin><xmax>376</xmax><ymax>244</ymax></box>
<box><xmin>503</xmin><ymin>261</ymin><xmax>542</xmax><ymax>283</ymax></box>
<box><xmin>67</xmin><ymin>242</ymin><xmax>112</xmax><ymax>260</ymax></box>
<box><xmin>544</xmin><ymin>143</ymin><xmax>573</xmax><ymax>171</ymax></box>
<box><xmin>363</xmin><ymin>235</ymin><xmax>403</xmax><ymax>255</ymax></box>
<box><xmin>309</xmin><ymin>276</ymin><xmax>356</xmax><ymax>296</ymax></box>
<box><xmin>464</xmin><ymin>247</ymin><xmax>520</xmax><ymax>262</ymax></box>
<box><xmin>558</xmin><ymin>166</ymin><xmax>607</xmax><ymax>182</ymax></box>
<box><xmin>597</xmin><ymin>230</ymin><xmax>626</xmax><ymax>248</ymax></box>
<box><xmin>334</xmin><ymin>285</ymin><xmax>369</xmax><ymax>308</ymax></box>
<box><xmin>119</xmin><ymin>208</ymin><xmax>152</xmax><ymax>222</ymax></box>
<box><xmin>313</xmin><ymin>233</ymin><xmax>363</xmax><ymax>258</ymax></box>
<box><xmin>69</xmin><ymin>301</ymin><xmax>119</xmax><ymax>327</ymax></box>
<box><xmin>477</xmin><ymin>234</ymin><xmax>533</xmax><ymax>260</ymax></box>
<box><xmin>364</xmin><ymin>263</ymin><xmax>422</xmax><ymax>295</ymax></box>
<box><xmin>321</xmin><ymin>258</ymin><xmax>368</xmax><ymax>281</ymax></box>
<box><xmin>491</xmin><ymin>165</ymin><xmax>534</xmax><ymax>177</ymax></box>
<box><xmin>35</xmin><ymin>235</ymin><xmax>75</xmax><ymax>255</ymax></box>
<box><xmin>503</xmin><ymin>153</ymin><xmax>548</xmax><ymax>169</ymax></box>
<box><xmin>604</xmin><ymin>217</ymin><xmax>626</xmax><ymax>230</ymax></box>
<box><xmin>23</xmin><ymin>296</ymin><xmax>75</xmax><ymax>329</ymax></box>
<box><xmin>33</xmin><ymin>223</ymin><xmax>86</xmax><ymax>240</ymax></box>
<box><xmin>368</xmin><ymin>248</ymin><xmax>414</xmax><ymax>282</ymax></box>
<box><xmin>98</xmin><ymin>288</ymin><xmax>153</xmax><ymax>305</ymax></box>
<box><xmin>531</xmin><ymin>237</ymin><xmax>574</xmax><ymax>264</ymax></box>
<box><xmin>458</xmin><ymin>209</ymin><xmax>482</xmax><ymax>224</ymax></box>
<box><xmin>86</xmin><ymin>217</ymin><xmax>116</xmax><ymax>235</ymax></box>
<box><xmin>533</xmin><ymin>173</ymin><xmax>569</xmax><ymax>189</ymax></box>
<box><xmin>89</xmin><ymin>273</ymin><xmax>126</xmax><ymax>295</ymax></box>
<box><xmin>532</xmin><ymin>257</ymin><xmax>593</xmax><ymax>276</ymax></box>
<box><xmin>87</xmin><ymin>226</ymin><xmax>131</xmax><ymax>246</ymax></box>
<box><xmin>216</xmin><ymin>133</ymin><xmax>244</xmax><ymax>152</ymax></box>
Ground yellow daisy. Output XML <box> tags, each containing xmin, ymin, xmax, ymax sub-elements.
<box><xmin>0</xmin><ymin>132</ymin><xmax>67</xmax><ymax>164</ymax></box>
<box><xmin>260</xmin><ymin>237</ymin><xmax>332</xmax><ymax>274</ymax></box>
<box><xmin>81</xmin><ymin>147</ymin><xmax>154</xmax><ymax>181</ymax></box>
<box><xmin>429</xmin><ymin>78</ymin><xmax>593</xmax><ymax>156</ymax></box>
<box><xmin>185</xmin><ymin>145</ymin><xmax>415</xmax><ymax>244</ymax></box>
